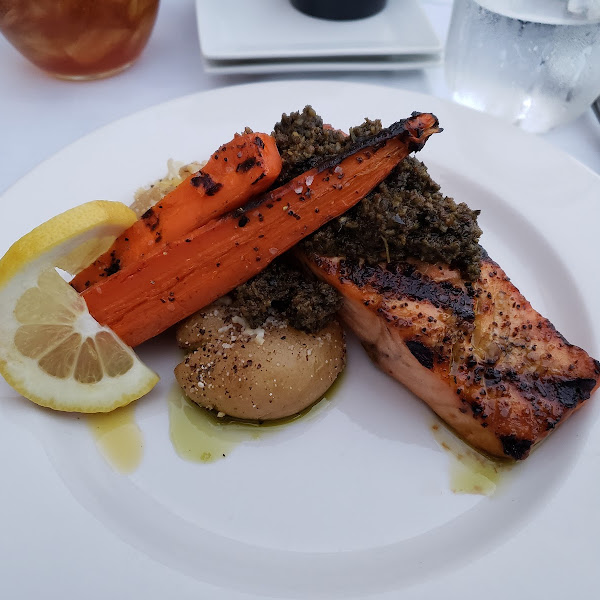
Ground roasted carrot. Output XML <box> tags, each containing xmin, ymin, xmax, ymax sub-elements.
<box><xmin>82</xmin><ymin>113</ymin><xmax>441</xmax><ymax>347</ymax></box>
<box><xmin>71</xmin><ymin>132</ymin><xmax>282</xmax><ymax>292</ymax></box>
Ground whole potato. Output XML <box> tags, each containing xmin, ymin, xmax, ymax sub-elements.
<box><xmin>174</xmin><ymin>303</ymin><xmax>345</xmax><ymax>420</ymax></box>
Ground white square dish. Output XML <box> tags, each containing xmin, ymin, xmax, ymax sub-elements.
<box><xmin>196</xmin><ymin>0</ymin><xmax>442</xmax><ymax>64</ymax></box>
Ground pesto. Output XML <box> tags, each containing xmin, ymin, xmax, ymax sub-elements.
<box><xmin>232</xmin><ymin>105</ymin><xmax>482</xmax><ymax>332</ymax></box>
<box><xmin>231</xmin><ymin>258</ymin><xmax>342</xmax><ymax>333</ymax></box>
<box><xmin>274</xmin><ymin>105</ymin><xmax>482</xmax><ymax>281</ymax></box>
<box><xmin>304</xmin><ymin>157</ymin><xmax>483</xmax><ymax>282</ymax></box>
<box><xmin>272</xmin><ymin>105</ymin><xmax>382</xmax><ymax>185</ymax></box>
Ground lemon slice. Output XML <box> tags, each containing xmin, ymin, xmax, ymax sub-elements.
<box><xmin>0</xmin><ymin>201</ymin><xmax>159</xmax><ymax>412</ymax></box>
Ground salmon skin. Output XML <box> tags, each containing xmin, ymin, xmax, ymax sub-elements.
<box><xmin>301</xmin><ymin>249</ymin><xmax>600</xmax><ymax>460</ymax></box>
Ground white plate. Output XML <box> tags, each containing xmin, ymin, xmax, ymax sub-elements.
<box><xmin>196</xmin><ymin>0</ymin><xmax>441</xmax><ymax>61</ymax></box>
<box><xmin>1</xmin><ymin>81</ymin><xmax>599</xmax><ymax>600</ymax></box>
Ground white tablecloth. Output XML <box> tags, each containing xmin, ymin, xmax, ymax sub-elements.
<box><xmin>1</xmin><ymin>0</ymin><xmax>599</xmax><ymax>199</ymax></box>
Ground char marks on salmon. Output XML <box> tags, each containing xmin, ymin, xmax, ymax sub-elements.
<box><xmin>302</xmin><ymin>251</ymin><xmax>599</xmax><ymax>459</ymax></box>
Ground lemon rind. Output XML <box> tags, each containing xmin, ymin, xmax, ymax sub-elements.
<box><xmin>0</xmin><ymin>201</ymin><xmax>136</xmax><ymax>287</ymax></box>
<box><xmin>0</xmin><ymin>356</ymin><xmax>159</xmax><ymax>413</ymax></box>
<box><xmin>0</xmin><ymin>201</ymin><xmax>158</xmax><ymax>413</ymax></box>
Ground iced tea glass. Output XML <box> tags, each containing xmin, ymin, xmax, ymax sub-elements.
<box><xmin>0</xmin><ymin>0</ymin><xmax>159</xmax><ymax>80</ymax></box>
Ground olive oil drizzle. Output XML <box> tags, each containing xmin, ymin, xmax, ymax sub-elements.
<box><xmin>168</xmin><ymin>372</ymin><xmax>343</xmax><ymax>463</ymax></box>
<box><xmin>87</xmin><ymin>403</ymin><xmax>143</xmax><ymax>474</ymax></box>
<box><xmin>431</xmin><ymin>422</ymin><xmax>511</xmax><ymax>496</ymax></box>
<box><xmin>86</xmin><ymin>372</ymin><xmax>343</xmax><ymax>470</ymax></box>
<box><xmin>167</xmin><ymin>386</ymin><xmax>253</xmax><ymax>463</ymax></box>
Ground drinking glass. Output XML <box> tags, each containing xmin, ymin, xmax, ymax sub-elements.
<box><xmin>445</xmin><ymin>0</ymin><xmax>600</xmax><ymax>133</ymax></box>
<box><xmin>0</xmin><ymin>0</ymin><xmax>159</xmax><ymax>80</ymax></box>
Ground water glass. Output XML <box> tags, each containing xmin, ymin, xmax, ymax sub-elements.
<box><xmin>445</xmin><ymin>0</ymin><xmax>600</xmax><ymax>133</ymax></box>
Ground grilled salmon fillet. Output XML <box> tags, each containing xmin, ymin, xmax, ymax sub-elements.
<box><xmin>301</xmin><ymin>250</ymin><xmax>600</xmax><ymax>459</ymax></box>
